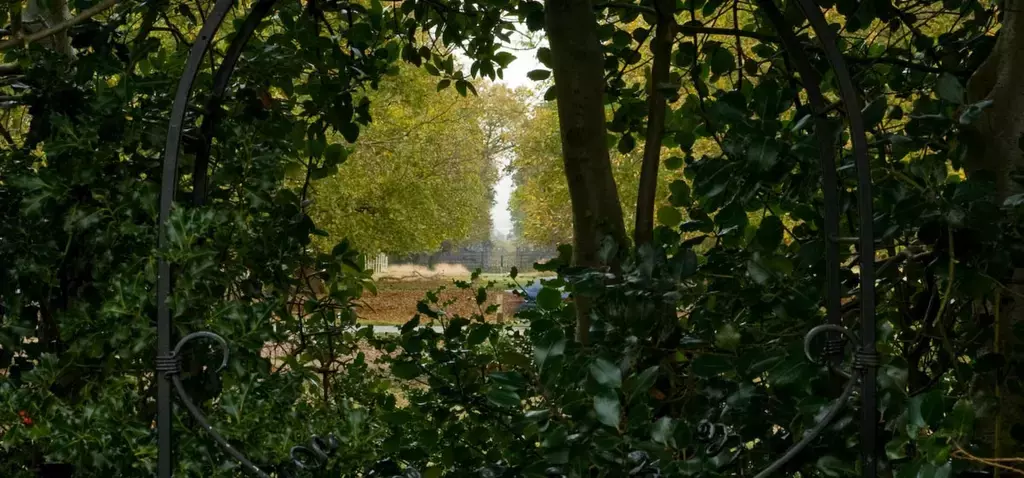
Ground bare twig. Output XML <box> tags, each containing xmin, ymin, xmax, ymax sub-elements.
<box><xmin>0</xmin><ymin>63</ymin><xmax>22</xmax><ymax>76</ymax></box>
<box><xmin>952</xmin><ymin>443</ymin><xmax>1024</xmax><ymax>475</ymax></box>
<box><xmin>0</xmin><ymin>0</ymin><xmax>121</xmax><ymax>52</ymax></box>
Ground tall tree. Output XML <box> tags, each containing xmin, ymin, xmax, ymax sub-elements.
<box><xmin>544</xmin><ymin>0</ymin><xmax>630</xmax><ymax>268</ymax></box>
<box><xmin>309</xmin><ymin>65</ymin><xmax>506</xmax><ymax>254</ymax></box>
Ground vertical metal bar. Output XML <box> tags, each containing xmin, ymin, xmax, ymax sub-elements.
<box><xmin>794</xmin><ymin>1</ymin><xmax>877</xmax><ymax>476</ymax></box>
<box><xmin>753</xmin><ymin>0</ymin><xmax>842</xmax><ymax>364</ymax></box>
<box><xmin>157</xmin><ymin>2</ymin><xmax>236</xmax><ymax>477</ymax></box>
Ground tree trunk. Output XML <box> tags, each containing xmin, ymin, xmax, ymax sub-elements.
<box><xmin>544</xmin><ymin>0</ymin><xmax>628</xmax><ymax>343</ymax></box>
<box><xmin>634</xmin><ymin>0</ymin><xmax>676</xmax><ymax>247</ymax></box>
<box><xmin>964</xmin><ymin>4</ymin><xmax>1024</xmax><ymax>461</ymax></box>
<box><xmin>965</xmin><ymin>8</ymin><xmax>1024</xmax><ymax>198</ymax></box>
<box><xmin>21</xmin><ymin>0</ymin><xmax>76</xmax><ymax>58</ymax></box>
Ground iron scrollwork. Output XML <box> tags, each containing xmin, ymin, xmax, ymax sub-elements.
<box><xmin>157</xmin><ymin>332</ymin><xmax>347</xmax><ymax>477</ymax></box>
<box><xmin>751</xmin><ymin>325</ymin><xmax>861</xmax><ymax>478</ymax></box>
<box><xmin>690</xmin><ymin>325</ymin><xmax>869</xmax><ymax>478</ymax></box>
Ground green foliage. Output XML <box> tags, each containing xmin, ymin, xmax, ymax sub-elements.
<box><xmin>2</xmin><ymin>0</ymin><xmax>1023</xmax><ymax>476</ymax></box>
<box><xmin>309</xmin><ymin>65</ymin><xmax>507</xmax><ymax>254</ymax></box>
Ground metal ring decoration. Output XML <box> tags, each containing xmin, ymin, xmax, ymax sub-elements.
<box><xmin>696</xmin><ymin>420</ymin><xmax>736</xmax><ymax>457</ymax></box>
<box><xmin>291</xmin><ymin>434</ymin><xmax>341</xmax><ymax>469</ymax></box>
<box><xmin>751</xmin><ymin>325</ymin><xmax>860</xmax><ymax>478</ymax></box>
<box><xmin>165</xmin><ymin>332</ymin><xmax>271</xmax><ymax>477</ymax></box>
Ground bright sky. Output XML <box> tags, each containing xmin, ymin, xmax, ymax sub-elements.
<box><xmin>487</xmin><ymin>36</ymin><xmax>543</xmax><ymax>240</ymax></box>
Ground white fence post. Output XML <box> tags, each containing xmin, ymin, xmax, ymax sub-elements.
<box><xmin>364</xmin><ymin>253</ymin><xmax>388</xmax><ymax>273</ymax></box>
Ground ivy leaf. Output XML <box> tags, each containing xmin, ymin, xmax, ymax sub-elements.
<box><xmin>665</xmin><ymin>156</ymin><xmax>684</xmax><ymax>170</ymax></box>
<box><xmin>589</xmin><ymin>358</ymin><xmax>622</xmax><ymax>389</ymax></box>
<box><xmin>593</xmin><ymin>391</ymin><xmax>621</xmax><ymax>428</ymax></box>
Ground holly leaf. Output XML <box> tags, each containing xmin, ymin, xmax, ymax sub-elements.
<box><xmin>652</xmin><ymin>417</ymin><xmax>676</xmax><ymax>447</ymax></box>
<box><xmin>657</xmin><ymin>206</ymin><xmax>683</xmax><ymax>226</ymax></box>
<box><xmin>756</xmin><ymin>215</ymin><xmax>784</xmax><ymax>251</ymax></box>
<box><xmin>527</xmin><ymin>69</ymin><xmax>551</xmax><ymax>81</ymax></box>
<box><xmin>593</xmin><ymin>391</ymin><xmax>621</xmax><ymax>428</ymax></box>
<box><xmin>668</xmin><ymin>180</ymin><xmax>691</xmax><ymax>207</ymax></box>
<box><xmin>487</xmin><ymin>387</ymin><xmax>521</xmax><ymax>407</ymax></box>
<box><xmin>537</xmin><ymin>287</ymin><xmax>563</xmax><ymax>310</ymax></box>
<box><xmin>691</xmin><ymin>355</ymin><xmax>732</xmax><ymax>377</ymax></box>
<box><xmin>936</xmin><ymin>73</ymin><xmax>964</xmax><ymax>104</ymax></box>
<box><xmin>589</xmin><ymin>358</ymin><xmax>622</xmax><ymax>389</ymax></box>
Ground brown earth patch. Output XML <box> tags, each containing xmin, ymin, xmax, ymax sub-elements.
<box><xmin>357</xmin><ymin>279</ymin><xmax>507</xmax><ymax>325</ymax></box>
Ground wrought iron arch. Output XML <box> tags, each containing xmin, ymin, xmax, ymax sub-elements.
<box><xmin>155</xmin><ymin>0</ymin><xmax>878</xmax><ymax>476</ymax></box>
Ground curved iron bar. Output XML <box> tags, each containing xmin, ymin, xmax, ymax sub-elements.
<box><xmin>751</xmin><ymin>0</ymin><xmax>844</xmax><ymax>364</ymax></box>
<box><xmin>164</xmin><ymin>332</ymin><xmax>348</xmax><ymax>477</ymax></box>
<box><xmin>192</xmin><ymin>0</ymin><xmax>280</xmax><ymax>206</ymax></box>
<box><xmin>793</xmin><ymin>1</ymin><xmax>879</xmax><ymax>476</ymax></box>
<box><xmin>157</xmin><ymin>1</ymin><xmax>236</xmax><ymax>476</ymax></box>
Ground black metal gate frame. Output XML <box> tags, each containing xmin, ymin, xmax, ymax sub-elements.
<box><xmin>155</xmin><ymin>0</ymin><xmax>879</xmax><ymax>476</ymax></box>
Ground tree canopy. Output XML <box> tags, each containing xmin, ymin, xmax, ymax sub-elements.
<box><xmin>309</xmin><ymin>65</ymin><xmax>508</xmax><ymax>255</ymax></box>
